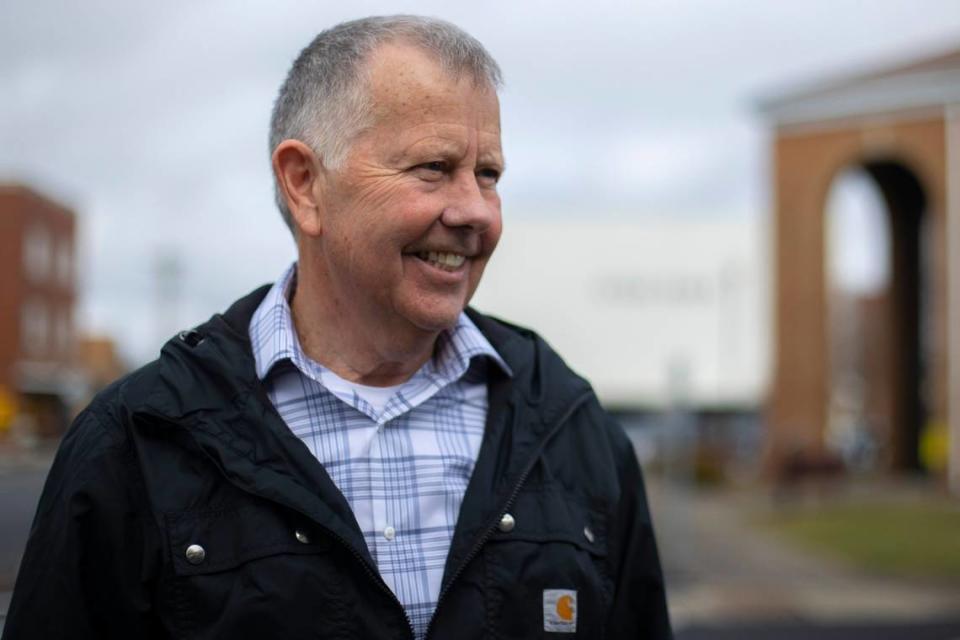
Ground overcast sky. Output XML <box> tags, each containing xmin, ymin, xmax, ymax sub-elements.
<box><xmin>3</xmin><ymin>1</ymin><xmax>960</xmax><ymax>365</ymax></box>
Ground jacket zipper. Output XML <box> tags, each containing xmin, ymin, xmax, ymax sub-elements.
<box><xmin>308</xmin><ymin>520</ymin><xmax>416</xmax><ymax>638</ymax></box>
<box><xmin>191</xmin><ymin>442</ymin><xmax>416</xmax><ymax>639</ymax></box>
<box><xmin>423</xmin><ymin>389</ymin><xmax>593</xmax><ymax>640</ymax></box>
<box><xmin>314</xmin><ymin>524</ymin><xmax>416</xmax><ymax>638</ymax></box>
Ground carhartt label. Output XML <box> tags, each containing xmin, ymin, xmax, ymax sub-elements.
<box><xmin>543</xmin><ymin>589</ymin><xmax>577</xmax><ymax>633</ymax></box>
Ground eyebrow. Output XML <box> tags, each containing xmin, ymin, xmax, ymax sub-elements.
<box><xmin>391</xmin><ymin>137</ymin><xmax>463</xmax><ymax>163</ymax></box>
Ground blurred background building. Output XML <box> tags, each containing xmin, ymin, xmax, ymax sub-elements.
<box><xmin>760</xmin><ymin>46</ymin><xmax>960</xmax><ymax>492</ymax></box>
<box><xmin>475</xmin><ymin>219</ymin><xmax>767</xmax><ymax>409</ymax></box>
<box><xmin>0</xmin><ymin>184</ymin><xmax>80</xmax><ymax>440</ymax></box>
<box><xmin>473</xmin><ymin>45</ymin><xmax>960</xmax><ymax>492</ymax></box>
<box><xmin>0</xmin><ymin>184</ymin><xmax>127</xmax><ymax>444</ymax></box>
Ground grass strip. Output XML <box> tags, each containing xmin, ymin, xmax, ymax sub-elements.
<box><xmin>761</xmin><ymin>502</ymin><xmax>960</xmax><ymax>579</ymax></box>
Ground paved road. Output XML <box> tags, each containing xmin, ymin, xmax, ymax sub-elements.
<box><xmin>677</xmin><ymin>619</ymin><xmax>960</xmax><ymax>639</ymax></box>
<box><xmin>0</xmin><ymin>456</ymin><xmax>50</xmax><ymax>636</ymax></box>
<box><xmin>646</xmin><ymin>476</ymin><xmax>960</xmax><ymax>629</ymax></box>
<box><xmin>0</xmin><ymin>466</ymin><xmax>47</xmax><ymax>590</ymax></box>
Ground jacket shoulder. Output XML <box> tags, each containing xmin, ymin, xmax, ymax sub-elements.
<box><xmin>61</xmin><ymin>357</ymin><xmax>163</xmax><ymax>455</ymax></box>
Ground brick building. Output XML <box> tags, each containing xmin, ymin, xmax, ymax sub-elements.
<box><xmin>0</xmin><ymin>183</ymin><xmax>79</xmax><ymax>438</ymax></box>
<box><xmin>760</xmin><ymin>48</ymin><xmax>960</xmax><ymax>492</ymax></box>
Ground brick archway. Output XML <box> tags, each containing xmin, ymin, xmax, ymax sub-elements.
<box><xmin>827</xmin><ymin>160</ymin><xmax>930</xmax><ymax>472</ymax></box>
<box><xmin>761</xmin><ymin>48</ymin><xmax>960</xmax><ymax>489</ymax></box>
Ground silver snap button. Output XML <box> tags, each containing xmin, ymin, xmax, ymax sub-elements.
<box><xmin>583</xmin><ymin>525</ymin><xmax>595</xmax><ymax>544</ymax></box>
<box><xmin>185</xmin><ymin>544</ymin><xmax>206</xmax><ymax>565</ymax></box>
<box><xmin>383</xmin><ymin>526</ymin><xmax>396</xmax><ymax>541</ymax></box>
<box><xmin>498</xmin><ymin>513</ymin><xmax>515</xmax><ymax>533</ymax></box>
<box><xmin>295</xmin><ymin>529</ymin><xmax>310</xmax><ymax>544</ymax></box>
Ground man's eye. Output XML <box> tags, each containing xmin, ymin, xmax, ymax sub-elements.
<box><xmin>477</xmin><ymin>168</ymin><xmax>501</xmax><ymax>186</ymax></box>
<box><xmin>413</xmin><ymin>161</ymin><xmax>447</xmax><ymax>182</ymax></box>
<box><xmin>418</xmin><ymin>161</ymin><xmax>446</xmax><ymax>173</ymax></box>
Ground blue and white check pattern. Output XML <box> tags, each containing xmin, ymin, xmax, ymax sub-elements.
<box><xmin>249</xmin><ymin>264</ymin><xmax>510</xmax><ymax>638</ymax></box>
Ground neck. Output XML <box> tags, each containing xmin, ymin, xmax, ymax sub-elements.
<box><xmin>290</xmin><ymin>259</ymin><xmax>440</xmax><ymax>387</ymax></box>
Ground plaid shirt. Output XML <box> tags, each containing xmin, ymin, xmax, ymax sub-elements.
<box><xmin>249</xmin><ymin>264</ymin><xmax>510</xmax><ymax>638</ymax></box>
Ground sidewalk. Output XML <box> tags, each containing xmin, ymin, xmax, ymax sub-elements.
<box><xmin>648</xmin><ymin>477</ymin><xmax>960</xmax><ymax>631</ymax></box>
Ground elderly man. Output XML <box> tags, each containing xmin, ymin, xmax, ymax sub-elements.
<box><xmin>4</xmin><ymin>16</ymin><xmax>671</xmax><ymax>640</ymax></box>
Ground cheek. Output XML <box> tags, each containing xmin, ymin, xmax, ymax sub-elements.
<box><xmin>353</xmin><ymin>180</ymin><xmax>405</xmax><ymax>214</ymax></box>
<box><xmin>334</xmin><ymin>173</ymin><xmax>412</xmax><ymax>228</ymax></box>
<box><xmin>362</xmin><ymin>182</ymin><xmax>440</xmax><ymax>232</ymax></box>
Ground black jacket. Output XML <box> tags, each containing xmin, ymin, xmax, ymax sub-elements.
<box><xmin>3</xmin><ymin>287</ymin><xmax>671</xmax><ymax>639</ymax></box>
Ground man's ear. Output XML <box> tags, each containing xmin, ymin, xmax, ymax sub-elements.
<box><xmin>272</xmin><ymin>140</ymin><xmax>326</xmax><ymax>237</ymax></box>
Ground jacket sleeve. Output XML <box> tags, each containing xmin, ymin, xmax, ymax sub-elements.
<box><xmin>2</xmin><ymin>407</ymin><xmax>164</xmax><ymax>640</ymax></box>
<box><xmin>605</xmin><ymin>417</ymin><xmax>673</xmax><ymax>639</ymax></box>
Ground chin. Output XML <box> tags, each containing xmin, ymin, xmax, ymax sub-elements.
<box><xmin>413</xmin><ymin>311</ymin><xmax>462</xmax><ymax>333</ymax></box>
<box><xmin>401</xmin><ymin>299</ymin><xmax>465</xmax><ymax>334</ymax></box>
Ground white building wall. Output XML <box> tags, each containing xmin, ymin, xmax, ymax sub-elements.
<box><xmin>471</xmin><ymin>219</ymin><xmax>770</xmax><ymax>409</ymax></box>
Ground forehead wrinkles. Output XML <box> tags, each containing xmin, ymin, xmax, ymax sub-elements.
<box><xmin>371</xmin><ymin>82</ymin><xmax>485</xmax><ymax>126</ymax></box>
<box><xmin>367</xmin><ymin>94</ymin><xmax>501</xmax><ymax>160</ymax></box>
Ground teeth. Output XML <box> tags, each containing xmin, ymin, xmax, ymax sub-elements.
<box><xmin>417</xmin><ymin>251</ymin><xmax>466</xmax><ymax>270</ymax></box>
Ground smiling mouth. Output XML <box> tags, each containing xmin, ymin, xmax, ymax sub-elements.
<box><xmin>416</xmin><ymin>250</ymin><xmax>466</xmax><ymax>271</ymax></box>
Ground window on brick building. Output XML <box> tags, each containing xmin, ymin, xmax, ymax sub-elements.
<box><xmin>20</xmin><ymin>299</ymin><xmax>49</xmax><ymax>357</ymax></box>
<box><xmin>57</xmin><ymin>239</ymin><xmax>72</xmax><ymax>288</ymax></box>
<box><xmin>24</xmin><ymin>225</ymin><xmax>52</xmax><ymax>283</ymax></box>
<box><xmin>56</xmin><ymin>310</ymin><xmax>72</xmax><ymax>357</ymax></box>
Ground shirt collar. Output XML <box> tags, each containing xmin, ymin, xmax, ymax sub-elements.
<box><xmin>249</xmin><ymin>263</ymin><xmax>512</xmax><ymax>385</ymax></box>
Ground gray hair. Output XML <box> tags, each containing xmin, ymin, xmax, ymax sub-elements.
<box><xmin>269</xmin><ymin>15</ymin><xmax>503</xmax><ymax>233</ymax></box>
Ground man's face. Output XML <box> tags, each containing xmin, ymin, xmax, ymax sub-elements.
<box><xmin>314</xmin><ymin>43</ymin><xmax>503</xmax><ymax>335</ymax></box>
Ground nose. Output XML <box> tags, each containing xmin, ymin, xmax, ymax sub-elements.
<box><xmin>440</xmin><ymin>170</ymin><xmax>499</xmax><ymax>233</ymax></box>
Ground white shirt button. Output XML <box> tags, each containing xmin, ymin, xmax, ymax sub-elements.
<box><xmin>383</xmin><ymin>526</ymin><xmax>396</xmax><ymax>541</ymax></box>
<box><xmin>498</xmin><ymin>513</ymin><xmax>516</xmax><ymax>532</ymax></box>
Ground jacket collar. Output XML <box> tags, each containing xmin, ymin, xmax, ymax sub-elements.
<box><xmin>139</xmin><ymin>285</ymin><xmax>588</xmax><ymax>421</ymax></box>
